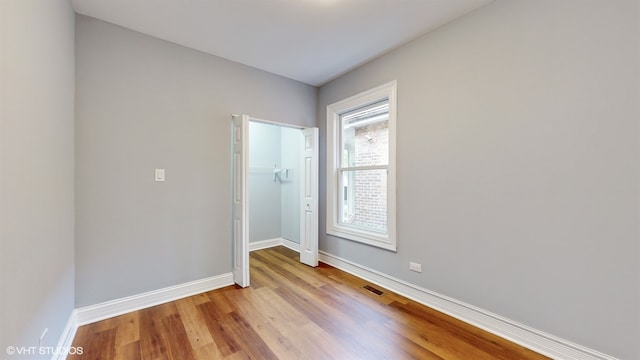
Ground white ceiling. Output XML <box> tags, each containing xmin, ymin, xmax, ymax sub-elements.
<box><xmin>71</xmin><ymin>0</ymin><xmax>493</xmax><ymax>86</ymax></box>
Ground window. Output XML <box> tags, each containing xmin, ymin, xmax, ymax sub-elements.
<box><xmin>326</xmin><ymin>81</ymin><xmax>396</xmax><ymax>251</ymax></box>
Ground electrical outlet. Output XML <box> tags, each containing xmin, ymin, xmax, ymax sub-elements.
<box><xmin>39</xmin><ymin>328</ymin><xmax>48</xmax><ymax>347</ymax></box>
<box><xmin>155</xmin><ymin>168</ymin><xmax>165</xmax><ymax>182</ymax></box>
<box><xmin>409</xmin><ymin>262</ymin><xmax>422</xmax><ymax>273</ymax></box>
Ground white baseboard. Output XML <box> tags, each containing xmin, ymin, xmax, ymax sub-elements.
<box><xmin>249</xmin><ymin>238</ymin><xmax>285</xmax><ymax>252</ymax></box>
<box><xmin>249</xmin><ymin>237</ymin><xmax>300</xmax><ymax>253</ymax></box>
<box><xmin>50</xmin><ymin>309</ymin><xmax>78</xmax><ymax>360</ymax></box>
<box><xmin>281</xmin><ymin>238</ymin><xmax>300</xmax><ymax>252</ymax></box>
<box><xmin>318</xmin><ymin>251</ymin><xmax>617</xmax><ymax>360</ymax></box>
<box><xmin>57</xmin><ymin>246</ymin><xmax>613</xmax><ymax>359</ymax></box>
<box><xmin>75</xmin><ymin>273</ymin><xmax>234</xmax><ymax>326</ymax></box>
<box><xmin>51</xmin><ymin>273</ymin><xmax>233</xmax><ymax>359</ymax></box>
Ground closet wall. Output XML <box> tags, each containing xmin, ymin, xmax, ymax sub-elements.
<box><xmin>249</xmin><ymin>122</ymin><xmax>302</xmax><ymax>245</ymax></box>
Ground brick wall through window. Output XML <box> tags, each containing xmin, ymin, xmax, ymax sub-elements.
<box><xmin>351</xmin><ymin>121</ymin><xmax>388</xmax><ymax>232</ymax></box>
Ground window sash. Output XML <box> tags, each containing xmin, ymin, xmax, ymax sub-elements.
<box><xmin>338</xmin><ymin>168</ymin><xmax>388</xmax><ymax>235</ymax></box>
<box><xmin>338</xmin><ymin>165</ymin><xmax>387</xmax><ymax>171</ymax></box>
<box><xmin>339</xmin><ymin>102</ymin><xmax>389</xmax><ymax>169</ymax></box>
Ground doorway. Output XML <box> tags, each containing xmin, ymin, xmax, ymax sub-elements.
<box><xmin>231</xmin><ymin>114</ymin><xmax>318</xmax><ymax>287</ymax></box>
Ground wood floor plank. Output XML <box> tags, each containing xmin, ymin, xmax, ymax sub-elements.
<box><xmin>69</xmin><ymin>327</ymin><xmax>116</xmax><ymax>360</ymax></box>
<box><xmin>388</xmin><ymin>300</ymin><xmax>546</xmax><ymax>360</ymax></box>
<box><xmin>263</xmin><ymin>251</ymin><xmax>326</xmax><ymax>288</ymax></box>
<box><xmin>248</xmin><ymin>257</ymin><xmax>281</xmax><ymax>289</ymax></box>
<box><xmin>161</xmin><ymin>312</ymin><xmax>196</xmax><ymax>359</ymax></box>
<box><xmin>138</xmin><ymin>307</ymin><xmax>169</xmax><ymax>360</ymax></box>
<box><xmin>363</xmin><ymin>319</ymin><xmax>444</xmax><ymax>360</ymax></box>
<box><xmin>250</xmin><ymin>286</ymin><xmax>310</xmax><ymax>328</ymax></box>
<box><xmin>69</xmin><ymin>246</ymin><xmax>549</xmax><ymax>360</ymax></box>
<box><xmin>91</xmin><ymin>316</ymin><xmax>118</xmax><ymax>333</ymax></box>
<box><xmin>272</xmin><ymin>285</ymin><xmax>396</xmax><ymax>359</ymax></box>
<box><xmin>223</xmin><ymin>288</ymin><xmax>292</xmax><ymax>335</ymax></box>
<box><xmin>319</xmin><ymin>282</ymin><xmax>393</xmax><ymax>324</ymax></box>
<box><xmin>114</xmin><ymin>340</ymin><xmax>141</xmax><ymax>360</ymax></box>
<box><xmin>190</xmin><ymin>291</ymin><xmax>215</xmax><ymax>306</ymax></box>
<box><xmin>383</xmin><ymin>316</ymin><xmax>493</xmax><ymax>360</ymax></box>
<box><xmin>192</xmin><ymin>341</ymin><xmax>223</xmax><ymax>360</ymax></box>
<box><xmin>174</xmin><ymin>296</ymin><xmax>215</xmax><ymax>350</ymax></box>
<box><xmin>197</xmin><ymin>301</ymin><xmax>242</xmax><ymax>357</ymax></box>
<box><xmin>221</xmin><ymin>310</ymin><xmax>279</xmax><ymax>360</ymax></box>
<box><xmin>114</xmin><ymin>311</ymin><xmax>140</xmax><ymax>347</ymax></box>
<box><xmin>280</xmin><ymin>322</ymin><xmax>362</xmax><ymax>360</ymax></box>
<box><xmin>205</xmin><ymin>286</ymin><xmax>238</xmax><ymax>315</ymax></box>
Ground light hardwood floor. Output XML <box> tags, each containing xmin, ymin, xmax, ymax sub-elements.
<box><xmin>69</xmin><ymin>246</ymin><xmax>548</xmax><ymax>359</ymax></box>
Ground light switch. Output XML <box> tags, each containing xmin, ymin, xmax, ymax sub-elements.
<box><xmin>155</xmin><ymin>168</ymin><xmax>165</xmax><ymax>182</ymax></box>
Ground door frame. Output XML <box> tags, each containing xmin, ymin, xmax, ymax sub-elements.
<box><xmin>231</xmin><ymin>114</ymin><xmax>319</xmax><ymax>288</ymax></box>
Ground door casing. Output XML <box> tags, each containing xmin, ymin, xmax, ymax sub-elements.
<box><xmin>231</xmin><ymin>114</ymin><xmax>319</xmax><ymax>287</ymax></box>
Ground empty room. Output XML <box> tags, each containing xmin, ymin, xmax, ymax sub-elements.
<box><xmin>1</xmin><ymin>0</ymin><xmax>638</xmax><ymax>359</ymax></box>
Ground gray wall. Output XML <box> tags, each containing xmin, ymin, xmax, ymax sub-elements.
<box><xmin>0</xmin><ymin>0</ymin><xmax>76</xmax><ymax>357</ymax></box>
<box><xmin>248</xmin><ymin>123</ymin><xmax>302</xmax><ymax>244</ymax></box>
<box><xmin>281</xmin><ymin>127</ymin><xmax>302</xmax><ymax>244</ymax></box>
<box><xmin>249</xmin><ymin>122</ymin><xmax>282</xmax><ymax>243</ymax></box>
<box><xmin>75</xmin><ymin>15</ymin><xmax>316</xmax><ymax>306</ymax></box>
<box><xmin>318</xmin><ymin>0</ymin><xmax>639</xmax><ymax>358</ymax></box>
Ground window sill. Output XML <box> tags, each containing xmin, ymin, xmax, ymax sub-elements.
<box><xmin>327</xmin><ymin>226</ymin><xmax>396</xmax><ymax>252</ymax></box>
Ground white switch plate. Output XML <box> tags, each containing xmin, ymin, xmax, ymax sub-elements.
<box><xmin>409</xmin><ymin>262</ymin><xmax>422</xmax><ymax>273</ymax></box>
<box><xmin>155</xmin><ymin>168</ymin><xmax>165</xmax><ymax>182</ymax></box>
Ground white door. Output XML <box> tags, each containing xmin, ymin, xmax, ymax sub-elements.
<box><xmin>300</xmin><ymin>127</ymin><xmax>319</xmax><ymax>267</ymax></box>
<box><xmin>232</xmin><ymin>115</ymin><xmax>250</xmax><ymax>287</ymax></box>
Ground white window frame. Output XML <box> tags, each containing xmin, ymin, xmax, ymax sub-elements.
<box><xmin>326</xmin><ymin>81</ymin><xmax>397</xmax><ymax>251</ymax></box>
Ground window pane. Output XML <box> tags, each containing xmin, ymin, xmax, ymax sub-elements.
<box><xmin>339</xmin><ymin>169</ymin><xmax>387</xmax><ymax>233</ymax></box>
<box><xmin>340</xmin><ymin>100</ymin><xmax>389</xmax><ymax>167</ymax></box>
